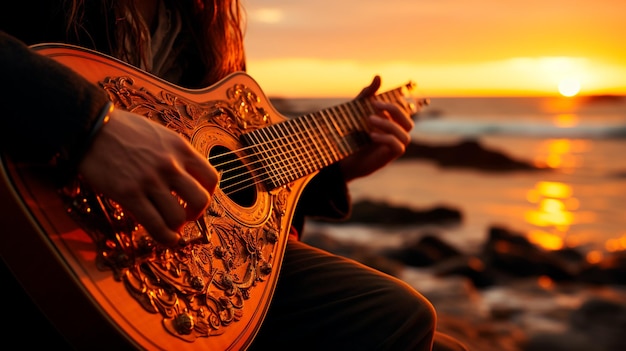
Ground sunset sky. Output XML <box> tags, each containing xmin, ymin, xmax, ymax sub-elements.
<box><xmin>242</xmin><ymin>0</ymin><xmax>626</xmax><ymax>98</ymax></box>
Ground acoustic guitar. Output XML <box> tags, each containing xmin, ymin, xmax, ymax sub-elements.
<box><xmin>0</xmin><ymin>44</ymin><xmax>426</xmax><ymax>350</ymax></box>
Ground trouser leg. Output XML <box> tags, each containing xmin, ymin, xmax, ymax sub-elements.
<box><xmin>249</xmin><ymin>240</ymin><xmax>439</xmax><ymax>351</ymax></box>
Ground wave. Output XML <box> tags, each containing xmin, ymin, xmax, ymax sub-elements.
<box><xmin>270</xmin><ymin>96</ymin><xmax>626</xmax><ymax>139</ymax></box>
<box><xmin>415</xmin><ymin>116</ymin><xmax>626</xmax><ymax>139</ymax></box>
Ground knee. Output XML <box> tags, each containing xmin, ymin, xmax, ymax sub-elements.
<box><xmin>374</xmin><ymin>279</ymin><xmax>438</xmax><ymax>349</ymax></box>
<box><xmin>397</xmin><ymin>284</ymin><xmax>437</xmax><ymax>331</ymax></box>
<box><xmin>379</xmin><ymin>277</ymin><xmax>438</xmax><ymax>332</ymax></box>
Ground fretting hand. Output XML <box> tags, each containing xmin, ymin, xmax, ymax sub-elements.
<box><xmin>339</xmin><ymin>76</ymin><xmax>415</xmax><ymax>182</ymax></box>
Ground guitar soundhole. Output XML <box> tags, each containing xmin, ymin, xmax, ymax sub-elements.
<box><xmin>209</xmin><ymin>145</ymin><xmax>257</xmax><ymax>207</ymax></box>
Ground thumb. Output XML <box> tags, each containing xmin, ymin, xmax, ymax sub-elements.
<box><xmin>356</xmin><ymin>75</ymin><xmax>381</xmax><ymax>99</ymax></box>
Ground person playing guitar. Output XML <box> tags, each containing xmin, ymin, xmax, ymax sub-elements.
<box><xmin>0</xmin><ymin>1</ymin><xmax>467</xmax><ymax>350</ymax></box>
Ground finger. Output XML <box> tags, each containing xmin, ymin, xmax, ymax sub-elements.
<box><xmin>369</xmin><ymin>132</ymin><xmax>406</xmax><ymax>156</ymax></box>
<box><xmin>372</xmin><ymin>100</ymin><xmax>414</xmax><ymax>131</ymax></box>
<box><xmin>171</xmin><ymin>144</ymin><xmax>219</xmax><ymax>220</ymax></box>
<box><xmin>148</xmin><ymin>187</ymin><xmax>188</xmax><ymax>232</ymax></box>
<box><xmin>183</xmin><ymin>152</ymin><xmax>220</xmax><ymax>199</ymax></box>
<box><xmin>369</xmin><ymin>115</ymin><xmax>412</xmax><ymax>145</ymax></box>
<box><xmin>356</xmin><ymin>75</ymin><xmax>381</xmax><ymax>99</ymax></box>
<box><xmin>124</xmin><ymin>196</ymin><xmax>182</xmax><ymax>246</ymax></box>
<box><xmin>170</xmin><ymin>172</ymin><xmax>211</xmax><ymax>221</ymax></box>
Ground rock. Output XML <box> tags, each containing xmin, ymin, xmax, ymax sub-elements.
<box><xmin>523</xmin><ymin>331</ymin><xmax>594</xmax><ymax>351</ymax></box>
<box><xmin>347</xmin><ymin>199</ymin><xmax>462</xmax><ymax>226</ymax></box>
<box><xmin>432</xmin><ymin>255</ymin><xmax>497</xmax><ymax>288</ymax></box>
<box><xmin>401</xmin><ymin>139</ymin><xmax>546</xmax><ymax>172</ymax></box>
<box><xmin>481</xmin><ymin>226</ymin><xmax>577</xmax><ymax>282</ymax></box>
<box><xmin>383</xmin><ymin>234</ymin><xmax>464</xmax><ymax>267</ymax></box>
<box><xmin>400</xmin><ymin>268</ymin><xmax>479</xmax><ymax>314</ymax></box>
<box><xmin>301</xmin><ymin>219</ymin><xmax>626</xmax><ymax>351</ymax></box>
<box><xmin>569</xmin><ymin>297</ymin><xmax>626</xmax><ymax>350</ymax></box>
<box><xmin>524</xmin><ymin>297</ymin><xmax>626</xmax><ymax>351</ymax></box>
<box><xmin>612</xmin><ymin>170</ymin><xmax>626</xmax><ymax>179</ymax></box>
<box><xmin>578</xmin><ymin>250</ymin><xmax>626</xmax><ymax>285</ymax></box>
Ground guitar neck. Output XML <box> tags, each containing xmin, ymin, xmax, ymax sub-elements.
<box><xmin>241</xmin><ymin>82</ymin><xmax>423</xmax><ymax>189</ymax></box>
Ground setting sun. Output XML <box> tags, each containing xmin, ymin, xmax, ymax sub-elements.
<box><xmin>558</xmin><ymin>78</ymin><xmax>581</xmax><ymax>97</ymax></box>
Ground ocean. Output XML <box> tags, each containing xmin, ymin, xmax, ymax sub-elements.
<box><xmin>274</xmin><ymin>95</ymin><xmax>626</xmax><ymax>257</ymax></box>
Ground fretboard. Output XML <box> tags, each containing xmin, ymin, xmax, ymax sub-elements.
<box><xmin>241</xmin><ymin>82</ymin><xmax>423</xmax><ymax>190</ymax></box>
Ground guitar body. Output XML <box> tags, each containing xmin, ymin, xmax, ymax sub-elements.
<box><xmin>0</xmin><ymin>44</ymin><xmax>312</xmax><ymax>350</ymax></box>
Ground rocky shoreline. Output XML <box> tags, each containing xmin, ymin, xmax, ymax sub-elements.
<box><xmin>305</xmin><ymin>207</ymin><xmax>626</xmax><ymax>351</ymax></box>
<box><xmin>400</xmin><ymin>139</ymin><xmax>549</xmax><ymax>172</ymax></box>
<box><xmin>301</xmin><ymin>139</ymin><xmax>626</xmax><ymax>351</ymax></box>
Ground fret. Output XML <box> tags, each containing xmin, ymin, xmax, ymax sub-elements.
<box><xmin>380</xmin><ymin>90</ymin><xmax>393</xmax><ymax>104</ymax></box>
<box><xmin>241</xmin><ymin>130</ymin><xmax>275</xmax><ymax>188</ymax></box>
<box><xmin>309</xmin><ymin>113</ymin><xmax>339</xmax><ymax>165</ymax></box>
<box><xmin>284</xmin><ymin>121</ymin><xmax>307</xmax><ymax>180</ymax></box>
<box><xmin>259</xmin><ymin>127</ymin><xmax>286</xmax><ymax>187</ymax></box>
<box><xmin>390</xmin><ymin>89</ymin><xmax>407</xmax><ymax>113</ymax></box>
<box><xmin>333</xmin><ymin>105</ymin><xmax>358</xmax><ymax>153</ymax></box>
<box><xmin>319</xmin><ymin>109</ymin><xmax>350</xmax><ymax>157</ymax></box>
<box><xmin>352</xmin><ymin>99</ymin><xmax>370</xmax><ymax>123</ymax></box>
<box><xmin>285</xmin><ymin>120</ymin><xmax>311</xmax><ymax>180</ymax></box>
<box><xmin>343</xmin><ymin>103</ymin><xmax>370</xmax><ymax>150</ymax></box>
<box><xmin>339</xmin><ymin>104</ymin><xmax>356</xmax><ymax>131</ymax></box>
<box><xmin>347</xmin><ymin>100</ymin><xmax>367</xmax><ymax>130</ymax></box>
<box><xmin>292</xmin><ymin>118</ymin><xmax>317</xmax><ymax>176</ymax></box>
<box><xmin>273</xmin><ymin>123</ymin><xmax>302</xmax><ymax>182</ymax></box>
<box><xmin>324</xmin><ymin>107</ymin><xmax>341</xmax><ymax>153</ymax></box>
<box><xmin>299</xmin><ymin>116</ymin><xmax>325</xmax><ymax>171</ymax></box>
<box><xmin>272</xmin><ymin>127</ymin><xmax>293</xmax><ymax>187</ymax></box>
<box><xmin>344</xmin><ymin>102</ymin><xmax>362</xmax><ymax>148</ymax></box>
<box><xmin>375</xmin><ymin>91</ymin><xmax>386</xmax><ymax>103</ymax></box>
<box><xmin>390</xmin><ymin>90</ymin><xmax>401</xmax><ymax>104</ymax></box>
<box><xmin>337</xmin><ymin>105</ymin><xmax>356</xmax><ymax>134</ymax></box>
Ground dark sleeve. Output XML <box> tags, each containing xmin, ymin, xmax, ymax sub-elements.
<box><xmin>0</xmin><ymin>31</ymin><xmax>110</xmax><ymax>167</ymax></box>
<box><xmin>291</xmin><ymin>164</ymin><xmax>352</xmax><ymax>236</ymax></box>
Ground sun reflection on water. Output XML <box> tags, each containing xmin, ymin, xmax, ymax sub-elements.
<box><xmin>525</xmin><ymin>181</ymin><xmax>575</xmax><ymax>250</ymax></box>
<box><xmin>553</xmin><ymin>113</ymin><xmax>579</xmax><ymax>128</ymax></box>
<box><xmin>525</xmin><ymin>139</ymin><xmax>583</xmax><ymax>251</ymax></box>
<box><xmin>523</xmin><ymin>138</ymin><xmax>606</xmax><ymax>255</ymax></box>
<box><xmin>534</xmin><ymin>138</ymin><xmax>590</xmax><ymax>171</ymax></box>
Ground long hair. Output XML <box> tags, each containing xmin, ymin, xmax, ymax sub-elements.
<box><xmin>65</xmin><ymin>0</ymin><xmax>246</xmax><ymax>86</ymax></box>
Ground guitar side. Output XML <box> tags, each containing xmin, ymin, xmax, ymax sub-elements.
<box><xmin>0</xmin><ymin>44</ymin><xmax>312</xmax><ymax>350</ymax></box>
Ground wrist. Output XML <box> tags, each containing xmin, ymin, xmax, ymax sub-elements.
<box><xmin>85</xmin><ymin>101</ymin><xmax>114</xmax><ymax>146</ymax></box>
<box><xmin>54</xmin><ymin>101</ymin><xmax>114</xmax><ymax>180</ymax></box>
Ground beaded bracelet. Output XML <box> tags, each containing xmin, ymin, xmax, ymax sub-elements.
<box><xmin>86</xmin><ymin>101</ymin><xmax>114</xmax><ymax>145</ymax></box>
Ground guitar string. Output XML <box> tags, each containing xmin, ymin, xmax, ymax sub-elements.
<box><xmin>209</xmin><ymin>89</ymin><xmax>409</xmax><ymax>195</ymax></box>
<box><xmin>206</xmin><ymin>107</ymin><xmax>356</xmax><ymax>178</ymax></box>
<box><xmin>206</xmin><ymin>88</ymin><xmax>411</xmax><ymax>195</ymax></box>
<box><xmin>210</xmin><ymin>96</ymin><xmax>379</xmax><ymax>194</ymax></box>
<box><xmin>207</xmin><ymin>87</ymin><xmax>406</xmax><ymax>175</ymax></box>
<box><xmin>247</xmin><ymin>108</ymin><xmax>366</xmax><ymax>187</ymax></box>
<box><xmin>211</xmin><ymin>114</ymin><xmax>362</xmax><ymax>195</ymax></box>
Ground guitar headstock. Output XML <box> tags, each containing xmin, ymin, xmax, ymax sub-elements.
<box><xmin>401</xmin><ymin>81</ymin><xmax>430</xmax><ymax>117</ymax></box>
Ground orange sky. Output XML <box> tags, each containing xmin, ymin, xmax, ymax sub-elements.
<box><xmin>242</xmin><ymin>0</ymin><xmax>626</xmax><ymax>98</ymax></box>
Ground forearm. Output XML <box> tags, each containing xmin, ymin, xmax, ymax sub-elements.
<box><xmin>292</xmin><ymin>164</ymin><xmax>352</xmax><ymax>236</ymax></box>
<box><xmin>0</xmin><ymin>31</ymin><xmax>110</xmax><ymax>167</ymax></box>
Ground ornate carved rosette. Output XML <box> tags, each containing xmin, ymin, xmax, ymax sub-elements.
<box><xmin>61</xmin><ymin>76</ymin><xmax>288</xmax><ymax>342</ymax></box>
